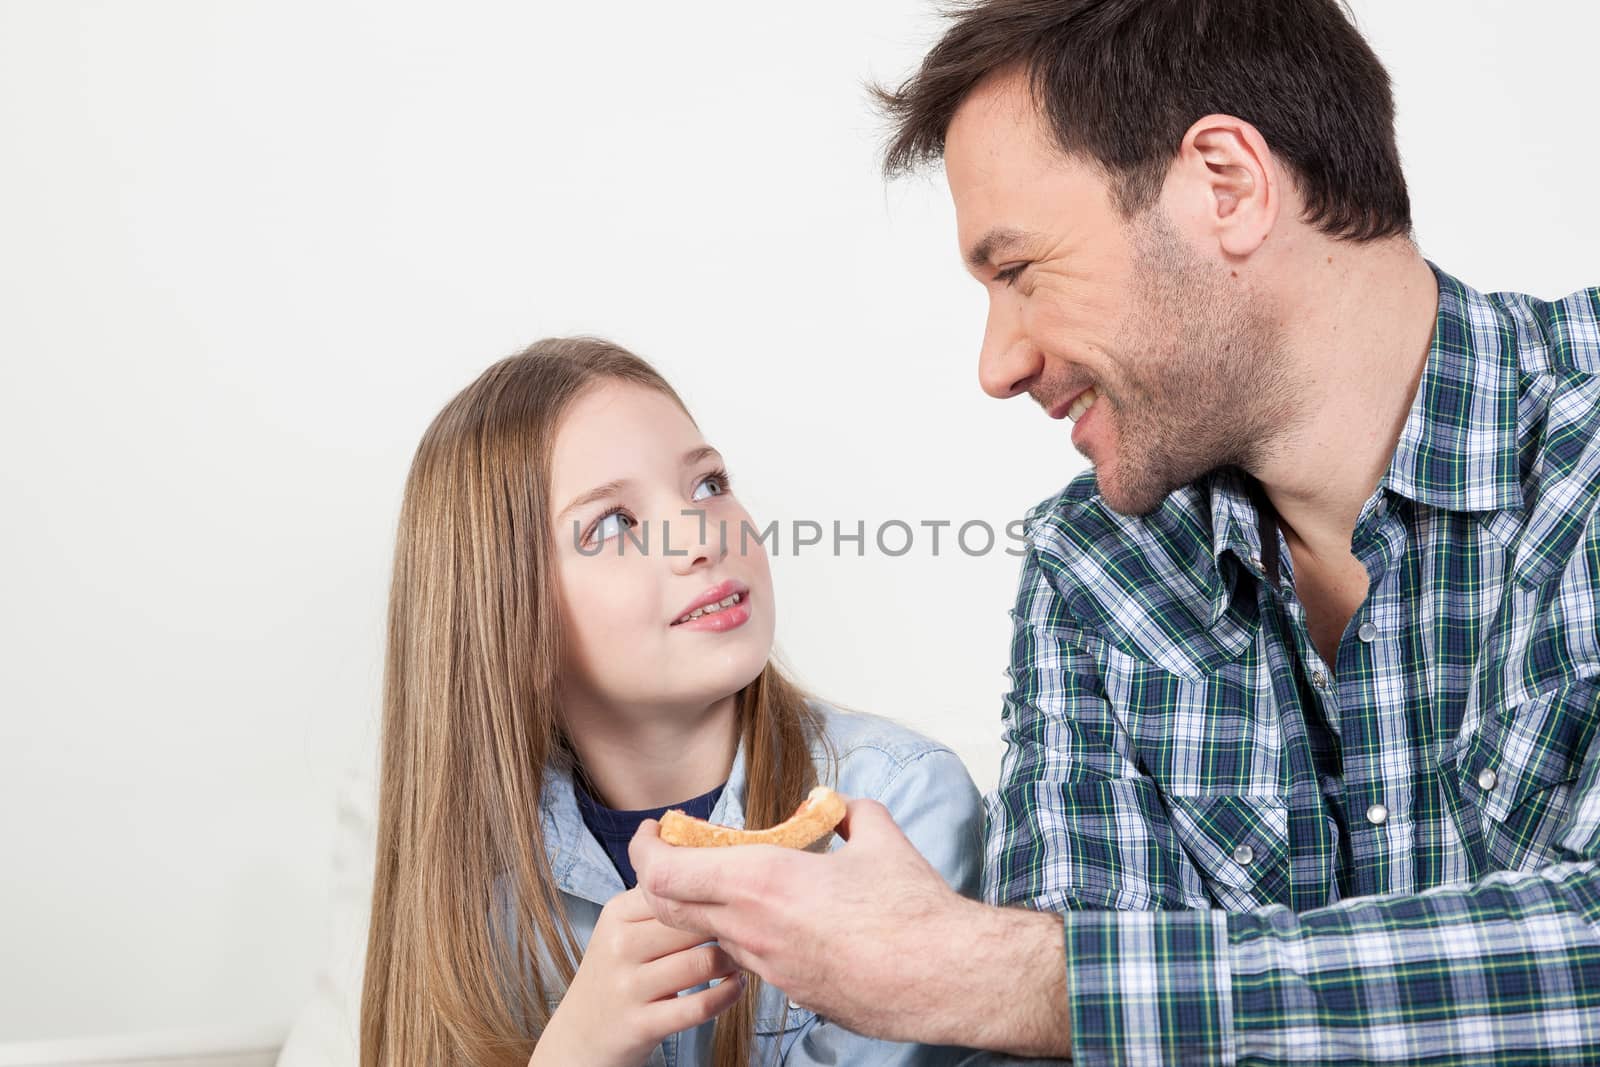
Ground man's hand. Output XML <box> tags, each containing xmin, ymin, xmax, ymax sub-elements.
<box><xmin>627</xmin><ymin>795</ymin><xmax>1071</xmax><ymax>1056</ymax></box>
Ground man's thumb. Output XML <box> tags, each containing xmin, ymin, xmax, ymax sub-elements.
<box><xmin>834</xmin><ymin>797</ymin><xmax>895</xmax><ymax>843</ymax></box>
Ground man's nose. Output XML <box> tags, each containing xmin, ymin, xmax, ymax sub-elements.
<box><xmin>977</xmin><ymin>298</ymin><xmax>1043</xmax><ymax>399</ymax></box>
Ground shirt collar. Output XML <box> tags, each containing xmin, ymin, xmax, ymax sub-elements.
<box><xmin>1199</xmin><ymin>468</ymin><xmax>1269</xmax><ymax>626</ymax></box>
<box><xmin>1207</xmin><ymin>469</ymin><xmax>1266</xmax><ymax>572</ymax></box>
<box><xmin>1201</xmin><ymin>262</ymin><xmax>1520</xmax><ymax>620</ymax></box>
<box><xmin>540</xmin><ymin>742</ymin><xmax>749</xmax><ymax>905</ymax></box>
<box><xmin>1383</xmin><ymin>261</ymin><xmax>1523</xmax><ymax>513</ymax></box>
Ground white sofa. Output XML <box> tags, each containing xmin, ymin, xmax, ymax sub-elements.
<box><xmin>271</xmin><ymin>755</ymin><xmax>376</xmax><ymax>1067</ymax></box>
<box><xmin>0</xmin><ymin>1027</ymin><xmax>286</xmax><ymax>1067</ymax></box>
<box><xmin>0</xmin><ymin>757</ymin><xmax>377</xmax><ymax>1067</ymax></box>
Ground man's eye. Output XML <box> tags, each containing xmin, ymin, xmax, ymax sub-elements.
<box><xmin>995</xmin><ymin>264</ymin><xmax>1027</xmax><ymax>288</ymax></box>
<box><xmin>589</xmin><ymin>509</ymin><xmax>634</xmax><ymax>545</ymax></box>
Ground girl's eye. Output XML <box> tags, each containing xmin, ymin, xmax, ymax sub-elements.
<box><xmin>995</xmin><ymin>264</ymin><xmax>1027</xmax><ymax>288</ymax></box>
<box><xmin>588</xmin><ymin>509</ymin><xmax>634</xmax><ymax>545</ymax></box>
<box><xmin>690</xmin><ymin>467</ymin><xmax>732</xmax><ymax>503</ymax></box>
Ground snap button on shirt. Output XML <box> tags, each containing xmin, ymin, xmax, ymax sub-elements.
<box><xmin>1366</xmin><ymin>803</ymin><xmax>1389</xmax><ymax>826</ymax></box>
<box><xmin>1232</xmin><ymin>843</ymin><xmax>1255</xmax><ymax>866</ymax></box>
<box><xmin>1478</xmin><ymin>768</ymin><xmax>1499</xmax><ymax>791</ymax></box>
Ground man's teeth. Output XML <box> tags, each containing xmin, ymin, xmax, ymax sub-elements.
<box><xmin>1067</xmin><ymin>387</ymin><xmax>1099</xmax><ymax>423</ymax></box>
<box><xmin>676</xmin><ymin>592</ymin><xmax>742</xmax><ymax>624</ymax></box>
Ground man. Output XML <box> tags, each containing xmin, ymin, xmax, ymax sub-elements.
<box><xmin>629</xmin><ymin>1</ymin><xmax>1600</xmax><ymax>1062</ymax></box>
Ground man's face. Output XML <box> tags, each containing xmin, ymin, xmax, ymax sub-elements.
<box><xmin>944</xmin><ymin>70</ymin><xmax>1293</xmax><ymax>516</ymax></box>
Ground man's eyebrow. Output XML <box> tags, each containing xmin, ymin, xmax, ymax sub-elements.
<box><xmin>965</xmin><ymin>227</ymin><xmax>1033</xmax><ymax>271</ymax></box>
<box><xmin>556</xmin><ymin>446</ymin><xmax>724</xmax><ymax>520</ymax></box>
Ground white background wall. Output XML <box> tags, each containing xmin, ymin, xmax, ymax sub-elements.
<box><xmin>2</xmin><ymin>0</ymin><xmax>1596</xmax><ymax>1045</ymax></box>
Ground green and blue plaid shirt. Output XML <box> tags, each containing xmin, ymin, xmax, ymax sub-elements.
<box><xmin>985</xmin><ymin>263</ymin><xmax>1600</xmax><ymax>1065</ymax></box>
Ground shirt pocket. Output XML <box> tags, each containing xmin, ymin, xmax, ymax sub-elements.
<box><xmin>1164</xmin><ymin>793</ymin><xmax>1293</xmax><ymax>911</ymax></box>
<box><xmin>1452</xmin><ymin>676</ymin><xmax>1598</xmax><ymax>873</ymax></box>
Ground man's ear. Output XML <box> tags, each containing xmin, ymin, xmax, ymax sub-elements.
<box><xmin>1168</xmin><ymin>114</ymin><xmax>1280</xmax><ymax>259</ymax></box>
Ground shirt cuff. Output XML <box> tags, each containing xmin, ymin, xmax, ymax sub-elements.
<box><xmin>1063</xmin><ymin>908</ymin><xmax>1236</xmax><ymax>1066</ymax></box>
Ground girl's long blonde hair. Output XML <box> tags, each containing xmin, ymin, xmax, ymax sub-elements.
<box><xmin>360</xmin><ymin>336</ymin><xmax>827</xmax><ymax>1067</ymax></box>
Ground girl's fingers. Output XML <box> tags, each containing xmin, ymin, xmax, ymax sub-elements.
<box><xmin>635</xmin><ymin>942</ymin><xmax>741</xmax><ymax>1003</ymax></box>
<box><xmin>607</xmin><ymin>887</ymin><xmax>656</xmax><ymax>922</ymax></box>
<box><xmin>644</xmin><ymin>969</ymin><xmax>747</xmax><ymax>1035</ymax></box>
<box><xmin>628</xmin><ymin>915</ymin><xmax>722</xmax><ymax>964</ymax></box>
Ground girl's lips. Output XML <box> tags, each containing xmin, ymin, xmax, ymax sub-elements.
<box><xmin>671</xmin><ymin>578</ymin><xmax>748</xmax><ymax>621</ymax></box>
<box><xmin>671</xmin><ymin>592</ymin><xmax>752</xmax><ymax>633</ymax></box>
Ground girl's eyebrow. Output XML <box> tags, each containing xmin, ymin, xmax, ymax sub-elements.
<box><xmin>558</xmin><ymin>478</ymin><xmax>629</xmax><ymax>520</ymax></box>
<box><xmin>682</xmin><ymin>444</ymin><xmax>721</xmax><ymax>467</ymax></box>
<box><xmin>557</xmin><ymin>446</ymin><xmax>724</xmax><ymax>519</ymax></box>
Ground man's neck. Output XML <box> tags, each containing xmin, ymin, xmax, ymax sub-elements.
<box><xmin>1248</xmin><ymin>239</ymin><xmax>1440</xmax><ymax>561</ymax></box>
<box><xmin>562</xmin><ymin>692</ymin><xmax>739</xmax><ymax>811</ymax></box>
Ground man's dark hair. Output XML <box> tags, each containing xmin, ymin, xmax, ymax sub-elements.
<box><xmin>875</xmin><ymin>0</ymin><xmax>1411</xmax><ymax>242</ymax></box>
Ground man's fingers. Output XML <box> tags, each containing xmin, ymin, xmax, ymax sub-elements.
<box><xmin>627</xmin><ymin>819</ymin><xmax>686</xmax><ymax>895</ymax></box>
<box><xmin>834</xmin><ymin>797</ymin><xmax>898</xmax><ymax>844</ymax></box>
<box><xmin>648</xmin><ymin>897</ymin><xmax>726</xmax><ymax>941</ymax></box>
<box><xmin>629</xmin><ymin>820</ymin><xmax>745</xmax><ymax>905</ymax></box>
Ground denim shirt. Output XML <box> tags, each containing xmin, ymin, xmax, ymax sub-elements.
<box><xmin>528</xmin><ymin>700</ymin><xmax>986</xmax><ymax>1067</ymax></box>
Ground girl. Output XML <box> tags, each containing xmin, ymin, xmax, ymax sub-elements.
<box><xmin>360</xmin><ymin>336</ymin><xmax>983</xmax><ymax>1067</ymax></box>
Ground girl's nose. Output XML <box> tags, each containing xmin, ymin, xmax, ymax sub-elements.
<box><xmin>668</xmin><ymin>509</ymin><xmax>727</xmax><ymax>575</ymax></box>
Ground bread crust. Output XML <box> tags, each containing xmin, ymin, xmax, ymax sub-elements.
<box><xmin>659</xmin><ymin>785</ymin><xmax>846</xmax><ymax>850</ymax></box>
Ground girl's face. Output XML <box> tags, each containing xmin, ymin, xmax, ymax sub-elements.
<box><xmin>548</xmin><ymin>380</ymin><xmax>776</xmax><ymax>722</ymax></box>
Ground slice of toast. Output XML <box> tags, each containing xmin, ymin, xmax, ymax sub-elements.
<box><xmin>659</xmin><ymin>786</ymin><xmax>846</xmax><ymax>850</ymax></box>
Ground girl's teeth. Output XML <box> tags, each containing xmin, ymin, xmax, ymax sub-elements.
<box><xmin>679</xmin><ymin>592</ymin><xmax>742</xmax><ymax>623</ymax></box>
<box><xmin>1067</xmin><ymin>387</ymin><xmax>1099</xmax><ymax>423</ymax></box>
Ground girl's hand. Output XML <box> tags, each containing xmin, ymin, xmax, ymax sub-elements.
<box><xmin>529</xmin><ymin>888</ymin><xmax>745</xmax><ymax>1067</ymax></box>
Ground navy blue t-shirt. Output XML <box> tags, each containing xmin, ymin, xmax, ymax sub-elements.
<box><xmin>575</xmin><ymin>780</ymin><xmax>726</xmax><ymax>889</ymax></box>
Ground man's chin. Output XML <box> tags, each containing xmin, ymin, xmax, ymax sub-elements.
<box><xmin>1093</xmin><ymin>461</ymin><xmax>1176</xmax><ymax>518</ymax></box>
<box><xmin>1076</xmin><ymin>418</ymin><xmax>1184</xmax><ymax>516</ymax></box>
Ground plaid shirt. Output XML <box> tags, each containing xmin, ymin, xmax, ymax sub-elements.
<box><xmin>984</xmin><ymin>263</ymin><xmax>1600</xmax><ymax>1065</ymax></box>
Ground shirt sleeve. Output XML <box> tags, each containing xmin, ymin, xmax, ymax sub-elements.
<box><xmin>987</xmin><ymin>544</ymin><xmax>1234</xmax><ymax>1062</ymax></box>
<box><xmin>884</xmin><ymin>746</ymin><xmax>986</xmax><ymax>899</ymax></box>
<box><xmin>993</xmin><ymin>547</ymin><xmax>1600</xmax><ymax>1066</ymax></box>
<box><xmin>985</xmin><ymin>543</ymin><xmax>1212</xmax><ymax>915</ymax></box>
